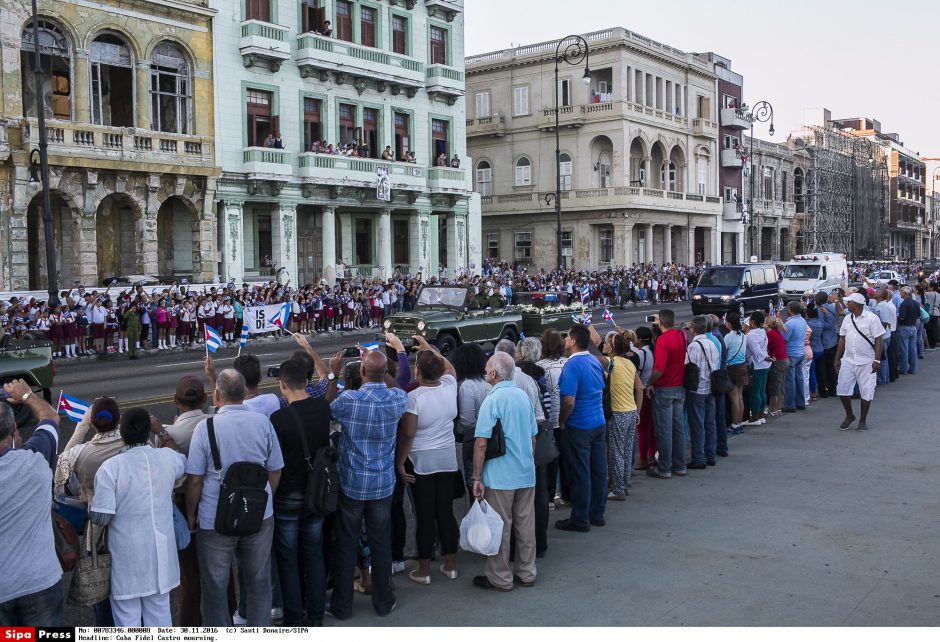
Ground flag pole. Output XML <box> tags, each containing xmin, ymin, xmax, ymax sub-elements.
<box><xmin>205</xmin><ymin>326</ymin><xmax>209</xmax><ymax>359</ymax></box>
<box><xmin>57</xmin><ymin>390</ymin><xmax>62</xmax><ymax>414</ymax></box>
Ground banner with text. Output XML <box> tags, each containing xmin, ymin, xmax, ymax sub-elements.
<box><xmin>244</xmin><ymin>305</ymin><xmax>291</xmax><ymax>335</ymax></box>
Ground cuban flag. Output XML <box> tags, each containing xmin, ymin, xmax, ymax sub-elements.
<box><xmin>268</xmin><ymin>302</ymin><xmax>291</xmax><ymax>329</ymax></box>
<box><xmin>240</xmin><ymin>324</ymin><xmax>249</xmax><ymax>347</ymax></box>
<box><xmin>359</xmin><ymin>341</ymin><xmax>380</xmax><ymax>354</ymax></box>
<box><xmin>571</xmin><ymin>312</ymin><xmax>592</xmax><ymax>326</ymax></box>
<box><xmin>204</xmin><ymin>325</ymin><xmax>224</xmax><ymax>353</ymax></box>
<box><xmin>580</xmin><ymin>284</ymin><xmax>590</xmax><ymax>302</ymax></box>
<box><xmin>58</xmin><ymin>392</ymin><xmax>91</xmax><ymax>423</ymax></box>
<box><xmin>602</xmin><ymin>308</ymin><xmax>614</xmax><ymax>324</ymax></box>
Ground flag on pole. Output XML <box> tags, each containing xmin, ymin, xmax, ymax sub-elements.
<box><xmin>58</xmin><ymin>391</ymin><xmax>91</xmax><ymax>423</ymax></box>
<box><xmin>240</xmin><ymin>324</ymin><xmax>249</xmax><ymax>348</ymax></box>
<box><xmin>204</xmin><ymin>325</ymin><xmax>223</xmax><ymax>353</ymax></box>
<box><xmin>268</xmin><ymin>302</ymin><xmax>291</xmax><ymax>329</ymax></box>
<box><xmin>602</xmin><ymin>308</ymin><xmax>614</xmax><ymax>324</ymax></box>
<box><xmin>580</xmin><ymin>284</ymin><xmax>590</xmax><ymax>302</ymax></box>
<box><xmin>571</xmin><ymin>312</ymin><xmax>592</xmax><ymax>326</ymax></box>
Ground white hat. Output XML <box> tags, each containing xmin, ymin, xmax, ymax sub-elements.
<box><xmin>845</xmin><ymin>293</ymin><xmax>866</xmax><ymax>305</ymax></box>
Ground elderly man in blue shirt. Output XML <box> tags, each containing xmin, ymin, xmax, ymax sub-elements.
<box><xmin>782</xmin><ymin>301</ymin><xmax>809</xmax><ymax>412</ymax></box>
<box><xmin>470</xmin><ymin>351</ymin><xmax>538</xmax><ymax>592</ymax></box>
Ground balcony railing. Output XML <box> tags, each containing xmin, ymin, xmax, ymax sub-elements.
<box><xmin>296</xmin><ymin>34</ymin><xmax>425</xmax><ymax>89</ymax></box>
<box><xmin>692</xmin><ymin>118</ymin><xmax>719</xmax><ymax>137</ymax></box>
<box><xmin>720</xmin><ymin>107</ymin><xmax>752</xmax><ymax>130</ymax></box>
<box><xmin>723</xmin><ymin>201</ymin><xmax>743</xmax><ymax>220</ymax></box>
<box><xmin>720</xmin><ymin>148</ymin><xmax>743</xmax><ymax>168</ymax></box>
<box><xmin>426</xmin><ymin>64</ymin><xmax>465</xmax><ymax>102</ymax></box>
<box><xmin>427</xmin><ymin>166</ymin><xmax>468</xmax><ymax>192</ymax></box>
<box><xmin>297</xmin><ymin>153</ymin><xmax>470</xmax><ymax>193</ymax></box>
<box><xmin>243</xmin><ymin>147</ymin><xmax>291</xmax><ymax>177</ymax></box>
<box><xmin>467</xmin><ymin>115</ymin><xmax>506</xmax><ymax>137</ymax></box>
<box><xmin>481</xmin><ymin>187</ymin><xmax>723</xmax><ymax>214</ymax></box>
<box><xmin>19</xmin><ymin>118</ymin><xmax>213</xmax><ymax>168</ymax></box>
<box><xmin>239</xmin><ymin>20</ymin><xmax>291</xmax><ymax>70</ymax></box>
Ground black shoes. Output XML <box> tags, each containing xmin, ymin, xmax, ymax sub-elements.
<box><xmin>590</xmin><ymin>519</ymin><xmax>606</xmax><ymax>527</ymax></box>
<box><xmin>687</xmin><ymin>461</ymin><xmax>707</xmax><ymax>470</ymax></box>
<box><xmin>513</xmin><ymin>574</ymin><xmax>535</xmax><ymax>587</ymax></box>
<box><xmin>555</xmin><ymin>518</ymin><xmax>590</xmax><ymax>532</ymax></box>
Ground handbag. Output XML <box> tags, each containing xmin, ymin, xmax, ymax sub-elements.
<box><xmin>918</xmin><ymin>305</ymin><xmax>929</xmax><ymax>324</ymax></box>
<box><xmin>67</xmin><ymin>526</ymin><xmax>111</xmax><ymax>607</ymax></box>
<box><xmin>52</xmin><ymin>510</ymin><xmax>80</xmax><ymax>573</ymax></box>
<box><xmin>602</xmin><ymin>359</ymin><xmax>614</xmax><ymax>420</ymax></box>
<box><xmin>533</xmin><ymin>422</ymin><xmax>559</xmax><ymax>466</ymax></box>
<box><xmin>484</xmin><ymin>418</ymin><xmax>506</xmax><ymax>460</ymax></box>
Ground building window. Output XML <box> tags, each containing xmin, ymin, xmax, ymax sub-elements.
<box><xmin>246</xmin><ymin>0</ymin><xmax>271</xmax><ymax>22</ymax></box>
<box><xmin>763</xmin><ymin>166</ymin><xmax>774</xmax><ymax>199</ymax></box>
<box><xmin>335</xmin><ymin>1</ymin><xmax>353</xmax><ymax>42</ymax></box>
<box><xmin>89</xmin><ymin>33</ymin><xmax>134</xmax><ymax>127</ymax></box>
<box><xmin>559</xmin><ymin>153</ymin><xmax>572</xmax><ymax>191</ymax></box>
<box><xmin>599</xmin><ymin>228</ymin><xmax>613</xmax><ymax>263</ymax></box>
<box><xmin>394</xmin><ymin>111</ymin><xmax>410</xmax><ymax>160</ymax></box>
<box><xmin>697</xmin><ymin>158</ymin><xmax>708</xmax><ymax>195</ymax></box>
<box><xmin>391</xmin><ymin>14</ymin><xmax>407</xmax><ymax>54</ymax></box>
<box><xmin>430</xmin><ymin>25</ymin><xmax>447</xmax><ymax>65</ymax></box>
<box><xmin>339</xmin><ymin>102</ymin><xmax>357</xmax><ymax>145</ymax></box>
<box><xmin>664</xmin><ymin>162</ymin><xmax>677</xmax><ymax>191</ymax></box>
<box><xmin>301</xmin><ymin>0</ymin><xmax>327</xmax><ymax>34</ymax></box>
<box><xmin>150</xmin><ymin>43</ymin><xmax>191</xmax><ymax>134</ymax></box>
<box><xmin>475</xmin><ymin>91</ymin><xmax>490</xmax><ymax>119</ymax></box>
<box><xmin>561</xmin><ymin>230</ymin><xmax>572</xmax><ymax>258</ymax></box>
<box><xmin>558</xmin><ymin>79</ymin><xmax>570</xmax><ymax>107</ymax></box>
<box><xmin>487</xmin><ymin>232</ymin><xmax>499</xmax><ymax>259</ymax></box>
<box><xmin>21</xmin><ymin>19</ymin><xmax>72</xmax><ymax>120</ymax></box>
<box><xmin>362</xmin><ymin>107</ymin><xmax>379</xmax><ymax>158</ymax></box>
<box><xmin>723</xmin><ymin>134</ymin><xmax>740</xmax><ymax>150</ymax></box>
<box><xmin>355</xmin><ymin>218</ymin><xmax>372</xmax><ymax>265</ymax></box>
<box><xmin>360</xmin><ymin>5</ymin><xmax>376</xmax><ymax>47</ymax></box>
<box><xmin>515</xmin><ymin>157</ymin><xmax>532</xmax><ymax>186</ymax></box>
<box><xmin>257</xmin><ymin>214</ymin><xmax>273</xmax><ymax>269</ymax></box>
<box><xmin>431</xmin><ymin>118</ymin><xmax>448</xmax><ymax>162</ymax></box>
<box><xmin>303</xmin><ymin>97</ymin><xmax>322</xmax><ymax>151</ymax></box>
<box><xmin>514</xmin><ymin>232</ymin><xmax>532</xmax><ymax>261</ymax></box>
<box><xmin>597</xmin><ymin>152</ymin><xmax>611</xmax><ymax>188</ymax></box>
<box><xmin>722</xmin><ymin>94</ymin><xmax>737</xmax><ymax>109</ymax></box>
<box><xmin>393</xmin><ymin>220</ymin><xmax>409</xmax><ymax>265</ymax></box>
<box><xmin>513</xmin><ymin>86</ymin><xmax>529</xmax><ymax>116</ymax></box>
<box><xmin>781</xmin><ymin>170</ymin><xmax>788</xmax><ymax>201</ymax></box>
<box><xmin>246</xmin><ymin>88</ymin><xmax>274</xmax><ymax>147</ymax></box>
<box><xmin>476</xmin><ymin>161</ymin><xmax>492</xmax><ymax>196</ymax></box>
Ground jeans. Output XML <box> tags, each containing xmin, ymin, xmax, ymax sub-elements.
<box><xmin>783</xmin><ymin>355</ymin><xmax>805</xmax><ymax>410</ymax></box>
<box><xmin>560</xmin><ymin>424</ymin><xmax>607</xmax><ymax>528</ymax></box>
<box><xmin>685</xmin><ymin>392</ymin><xmax>716</xmax><ymax>464</ymax></box>
<box><xmin>897</xmin><ymin>325</ymin><xmax>918</xmax><ymax>374</ymax></box>
<box><xmin>652</xmin><ymin>386</ymin><xmax>686</xmax><ymax>476</ymax></box>
<box><xmin>198</xmin><ymin>517</ymin><xmax>274</xmax><ymax>626</ymax></box>
<box><xmin>274</xmin><ymin>494</ymin><xmax>325</xmax><ymax>625</ymax></box>
<box><xmin>877</xmin><ymin>335</ymin><xmax>891</xmax><ymax>384</ymax></box>
<box><xmin>330</xmin><ymin>493</ymin><xmax>395</xmax><ymax>619</ymax></box>
<box><xmin>0</xmin><ymin>584</ymin><xmax>63</xmax><ymax>626</ymax></box>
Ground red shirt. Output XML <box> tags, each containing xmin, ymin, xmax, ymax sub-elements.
<box><xmin>766</xmin><ymin>328</ymin><xmax>788</xmax><ymax>361</ymax></box>
<box><xmin>652</xmin><ymin>328</ymin><xmax>687</xmax><ymax>387</ymax></box>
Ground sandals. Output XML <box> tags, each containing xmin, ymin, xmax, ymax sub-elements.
<box><xmin>439</xmin><ymin>564</ymin><xmax>458</xmax><ymax>580</ymax></box>
<box><xmin>353</xmin><ymin>577</ymin><xmax>372</xmax><ymax>594</ymax></box>
<box><xmin>408</xmin><ymin>569</ymin><xmax>431</xmax><ymax>585</ymax></box>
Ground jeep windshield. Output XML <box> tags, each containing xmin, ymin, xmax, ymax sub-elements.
<box><xmin>416</xmin><ymin>286</ymin><xmax>468</xmax><ymax>308</ymax></box>
<box><xmin>782</xmin><ymin>264</ymin><xmax>821</xmax><ymax>280</ymax></box>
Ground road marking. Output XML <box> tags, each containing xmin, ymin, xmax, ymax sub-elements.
<box><xmin>115</xmin><ymin>381</ymin><xmax>281</xmax><ymax>409</ymax></box>
<box><xmin>151</xmin><ymin>352</ymin><xmax>277</xmax><ymax>368</ymax></box>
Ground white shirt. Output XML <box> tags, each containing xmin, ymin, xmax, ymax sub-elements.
<box><xmin>536</xmin><ymin>357</ymin><xmax>567</xmax><ymax>428</ymax></box>
<box><xmin>685</xmin><ymin>335</ymin><xmax>719</xmax><ymax>395</ymax></box>
<box><xmin>91</xmin><ymin>305</ymin><xmax>107</xmax><ymax>325</ymax></box>
<box><xmin>839</xmin><ymin>309</ymin><xmax>885</xmax><ymax>366</ymax></box>
<box><xmin>91</xmin><ymin>446</ymin><xmax>186</xmax><ymax>600</ymax></box>
<box><xmin>745</xmin><ymin>328</ymin><xmax>770</xmax><ymax>370</ymax></box>
<box><xmin>243</xmin><ymin>393</ymin><xmax>282</xmax><ymax>418</ymax></box>
<box><xmin>513</xmin><ymin>367</ymin><xmax>545</xmax><ymax>423</ymax></box>
<box><xmin>875</xmin><ymin>300</ymin><xmax>897</xmax><ymax>332</ymax></box>
<box><xmin>405</xmin><ymin>374</ymin><xmax>459</xmax><ymax>474</ymax></box>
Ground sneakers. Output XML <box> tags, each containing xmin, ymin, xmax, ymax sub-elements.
<box><xmin>271</xmin><ymin>607</ymin><xmax>283</xmax><ymax>621</ymax></box>
<box><xmin>646</xmin><ymin>468</ymin><xmax>671</xmax><ymax>479</ymax></box>
<box><xmin>391</xmin><ymin>560</ymin><xmax>406</xmax><ymax>574</ymax></box>
<box><xmin>839</xmin><ymin>415</ymin><xmax>856</xmax><ymax>431</ymax></box>
<box><xmin>607</xmin><ymin>491</ymin><xmax>627</xmax><ymax>501</ymax></box>
<box><xmin>232</xmin><ymin>612</ymin><xmax>247</xmax><ymax>625</ymax></box>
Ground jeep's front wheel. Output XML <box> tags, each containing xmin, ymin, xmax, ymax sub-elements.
<box><xmin>435</xmin><ymin>332</ymin><xmax>459</xmax><ymax>357</ymax></box>
<box><xmin>499</xmin><ymin>327</ymin><xmax>518</xmax><ymax>344</ymax></box>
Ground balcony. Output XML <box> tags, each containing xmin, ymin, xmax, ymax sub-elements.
<box><xmin>296</xmin><ymin>34</ymin><xmax>424</xmax><ymax>93</ymax></box>
<box><xmin>480</xmin><ymin>186</ymin><xmax>723</xmax><ymax>217</ymax></box>
<box><xmin>425</xmin><ymin>0</ymin><xmax>463</xmax><ymax>21</ymax></box>
<box><xmin>425</xmin><ymin>64</ymin><xmax>465</xmax><ymax>104</ymax></box>
<box><xmin>539</xmin><ymin>106</ymin><xmax>585</xmax><ymax>130</ymax></box>
<box><xmin>298</xmin><ymin>154</ymin><xmax>426</xmax><ymax>191</ymax></box>
<box><xmin>752</xmin><ymin>199</ymin><xmax>785</xmax><ymax>218</ymax></box>
<box><xmin>427</xmin><ymin>166</ymin><xmax>469</xmax><ymax>193</ymax></box>
<box><xmin>692</xmin><ymin>118</ymin><xmax>719</xmax><ymax>137</ymax></box>
<box><xmin>242</xmin><ymin>147</ymin><xmax>291</xmax><ymax>179</ymax></box>
<box><xmin>723</xmin><ymin>201</ymin><xmax>743</xmax><ymax>220</ymax></box>
<box><xmin>720</xmin><ymin>107</ymin><xmax>752</xmax><ymax>130</ymax></box>
<box><xmin>466</xmin><ymin>115</ymin><xmax>506</xmax><ymax>138</ymax></box>
<box><xmin>720</xmin><ymin>148</ymin><xmax>743</xmax><ymax>168</ymax></box>
<box><xmin>239</xmin><ymin>20</ymin><xmax>291</xmax><ymax>71</ymax></box>
<box><xmin>621</xmin><ymin>101</ymin><xmax>689</xmax><ymax>131</ymax></box>
<box><xmin>19</xmin><ymin>118</ymin><xmax>214</xmax><ymax>172</ymax></box>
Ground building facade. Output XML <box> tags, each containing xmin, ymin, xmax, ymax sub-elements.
<box><xmin>465</xmin><ymin>28</ymin><xmax>727</xmax><ymax>270</ymax></box>
<box><xmin>0</xmin><ymin>0</ymin><xmax>219</xmax><ymax>291</ymax></box>
<box><xmin>924</xmin><ymin>157</ymin><xmax>940</xmax><ymax>258</ymax></box>
<box><xmin>211</xmin><ymin>0</ymin><xmax>478</xmax><ymax>285</ymax></box>
<box><xmin>709</xmin><ymin>53</ymin><xmax>747</xmax><ymax>264</ymax></box>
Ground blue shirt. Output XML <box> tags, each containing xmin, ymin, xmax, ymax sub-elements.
<box><xmin>818</xmin><ymin>303</ymin><xmax>840</xmax><ymax>349</ymax></box>
<box><xmin>723</xmin><ymin>331</ymin><xmax>746</xmax><ymax>366</ymax></box>
<box><xmin>330</xmin><ymin>383</ymin><xmax>407</xmax><ymax>501</ymax></box>
<box><xmin>474</xmin><ymin>381</ymin><xmax>537</xmax><ymax>490</ymax></box>
<box><xmin>707</xmin><ymin>332</ymin><xmax>725</xmax><ymax>367</ymax></box>
<box><xmin>783</xmin><ymin>315</ymin><xmax>808</xmax><ymax>357</ymax></box>
<box><xmin>558</xmin><ymin>352</ymin><xmax>605</xmax><ymax>430</ymax></box>
<box><xmin>807</xmin><ymin>316</ymin><xmax>826</xmax><ymax>353</ymax></box>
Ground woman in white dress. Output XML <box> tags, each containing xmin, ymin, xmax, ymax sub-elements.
<box><xmin>90</xmin><ymin>408</ymin><xmax>186</xmax><ymax>626</ymax></box>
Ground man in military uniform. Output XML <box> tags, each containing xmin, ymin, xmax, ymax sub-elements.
<box><xmin>469</xmin><ymin>287</ymin><xmax>489</xmax><ymax>310</ymax></box>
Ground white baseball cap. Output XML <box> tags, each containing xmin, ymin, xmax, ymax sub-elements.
<box><xmin>845</xmin><ymin>293</ymin><xmax>866</xmax><ymax>305</ymax></box>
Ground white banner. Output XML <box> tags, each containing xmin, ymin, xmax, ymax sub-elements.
<box><xmin>244</xmin><ymin>304</ymin><xmax>290</xmax><ymax>335</ymax></box>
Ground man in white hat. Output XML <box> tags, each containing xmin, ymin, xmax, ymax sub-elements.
<box><xmin>834</xmin><ymin>292</ymin><xmax>885</xmax><ymax>431</ymax></box>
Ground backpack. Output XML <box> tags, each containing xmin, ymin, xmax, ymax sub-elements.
<box><xmin>207</xmin><ymin>418</ymin><xmax>268</xmax><ymax>536</ymax></box>
<box><xmin>289</xmin><ymin>407</ymin><xmax>339</xmax><ymax>517</ymax></box>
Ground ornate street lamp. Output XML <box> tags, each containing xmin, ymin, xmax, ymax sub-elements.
<box><xmin>743</xmin><ymin>100</ymin><xmax>774</xmax><ymax>261</ymax></box>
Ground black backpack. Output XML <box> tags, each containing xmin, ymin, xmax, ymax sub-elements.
<box><xmin>289</xmin><ymin>407</ymin><xmax>339</xmax><ymax>517</ymax></box>
<box><xmin>207</xmin><ymin>417</ymin><xmax>268</xmax><ymax>536</ymax></box>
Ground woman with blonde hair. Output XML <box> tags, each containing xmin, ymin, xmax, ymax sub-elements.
<box><xmin>764</xmin><ymin>315</ymin><xmax>789</xmax><ymax>417</ymax></box>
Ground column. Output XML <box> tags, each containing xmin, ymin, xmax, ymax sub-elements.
<box><xmin>140</xmin><ymin>180</ymin><xmax>160</xmax><ymax>276</ymax></box>
<box><xmin>665</xmin><ymin>80</ymin><xmax>673</xmax><ymax>114</ymax></box>
<box><xmin>135</xmin><ymin>62</ymin><xmax>151</xmax><ymax>129</ymax></box>
<box><xmin>645</xmin><ymin>223</ymin><xmax>654</xmax><ymax>264</ymax></box>
<box><xmin>409</xmin><ymin>210</ymin><xmax>432</xmax><ymax>277</ymax></box>
<box><xmin>8</xmin><ymin>205</ymin><xmax>28</xmax><ymax>290</ymax></box>
<box><xmin>688</xmin><ymin>225</ymin><xmax>696</xmax><ymax>264</ymax></box>
<box><xmin>664</xmin><ymin>224</ymin><xmax>673</xmax><ymax>264</ymax></box>
<box><xmin>192</xmin><ymin>180</ymin><xmax>217</xmax><ymax>283</ymax></box>
<box><xmin>273</xmin><ymin>202</ymin><xmax>297</xmax><ymax>285</ymax></box>
<box><xmin>446</xmin><ymin>210</ymin><xmax>467</xmax><ymax>272</ymax></box>
<box><xmin>73</xmin><ymin>51</ymin><xmax>90</xmax><ymax>124</ymax></box>
<box><xmin>377</xmin><ymin>208</ymin><xmax>392</xmax><ymax>279</ymax></box>
<box><xmin>711</xmin><ymin>227</ymin><xmax>718</xmax><ymax>265</ymax></box>
<box><xmin>321</xmin><ymin>206</ymin><xmax>336</xmax><ymax>283</ymax></box>
<box><xmin>624</xmin><ymin>224</ymin><xmax>633</xmax><ymax>266</ymax></box>
<box><xmin>221</xmin><ymin>200</ymin><xmax>245</xmax><ymax>283</ymax></box>
<box><xmin>338</xmin><ymin>212</ymin><xmax>353</xmax><ymax>271</ymax></box>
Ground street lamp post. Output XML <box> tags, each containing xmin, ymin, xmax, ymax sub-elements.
<box><xmin>849</xmin><ymin>137</ymin><xmax>874</xmax><ymax>262</ymax></box>
<box><xmin>742</xmin><ymin>100</ymin><xmax>774</xmax><ymax>262</ymax></box>
<box><xmin>931</xmin><ymin>170</ymin><xmax>940</xmax><ymax>258</ymax></box>
<box><xmin>28</xmin><ymin>0</ymin><xmax>60</xmax><ymax>307</ymax></box>
<box><xmin>550</xmin><ymin>35</ymin><xmax>590</xmax><ymax>272</ymax></box>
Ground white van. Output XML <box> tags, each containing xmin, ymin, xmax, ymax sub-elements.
<box><xmin>778</xmin><ymin>252</ymin><xmax>848</xmax><ymax>302</ymax></box>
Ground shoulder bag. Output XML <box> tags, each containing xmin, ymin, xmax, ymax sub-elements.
<box><xmin>710</xmin><ymin>338</ymin><xmax>737</xmax><ymax>396</ymax></box>
<box><xmin>207</xmin><ymin>417</ymin><xmax>268</xmax><ymax>536</ymax></box>
<box><xmin>484</xmin><ymin>418</ymin><xmax>506</xmax><ymax>460</ymax></box>
<box><xmin>67</xmin><ymin>526</ymin><xmax>110</xmax><ymax>607</ymax></box>
<box><xmin>288</xmin><ymin>406</ymin><xmax>339</xmax><ymax>517</ymax></box>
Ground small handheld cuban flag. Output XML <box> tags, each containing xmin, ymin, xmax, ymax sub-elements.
<box><xmin>58</xmin><ymin>391</ymin><xmax>91</xmax><ymax>423</ymax></box>
<box><xmin>204</xmin><ymin>325</ymin><xmax>224</xmax><ymax>353</ymax></box>
<box><xmin>240</xmin><ymin>324</ymin><xmax>249</xmax><ymax>348</ymax></box>
<box><xmin>358</xmin><ymin>341</ymin><xmax>381</xmax><ymax>355</ymax></box>
<box><xmin>571</xmin><ymin>312</ymin><xmax>591</xmax><ymax>326</ymax></box>
<box><xmin>602</xmin><ymin>308</ymin><xmax>614</xmax><ymax>324</ymax></box>
<box><xmin>268</xmin><ymin>302</ymin><xmax>291</xmax><ymax>329</ymax></box>
<box><xmin>580</xmin><ymin>283</ymin><xmax>590</xmax><ymax>302</ymax></box>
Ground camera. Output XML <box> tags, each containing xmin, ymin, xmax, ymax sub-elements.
<box><xmin>645</xmin><ymin>314</ymin><xmax>658</xmax><ymax>323</ymax></box>
<box><xmin>267</xmin><ymin>366</ymin><xmax>280</xmax><ymax>378</ymax></box>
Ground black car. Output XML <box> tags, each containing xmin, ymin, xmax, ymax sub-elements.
<box><xmin>690</xmin><ymin>263</ymin><xmax>779</xmax><ymax>318</ymax></box>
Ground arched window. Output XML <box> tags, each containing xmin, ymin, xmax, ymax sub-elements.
<box><xmin>150</xmin><ymin>42</ymin><xmax>191</xmax><ymax>134</ymax></box>
<box><xmin>559</xmin><ymin>153</ymin><xmax>572</xmax><ymax>191</ymax></box>
<box><xmin>476</xmin><ymin>160</ymin><xmax>492</xmax><ymax>196</ymax></box>
<box><xmin>597</xmin><ymin>152</ymin><xmax>611</xmax><ymax>188</ymax></box>
<box><xmin>90</xmin><ymin>33</ymin><xmax>134</xmax><ymax>127</ymax></box>
<box><xmin>20</xmin><ymin>19</ymin><xmax>71</xmax><ymax>119</ymax></box>
<box><xmin>665</xmin><ymin>162</ymin><xmax>677</xmax><ymax>191</ymax></box>
<box><xmin>515</xmin><ymin>156</ymin><xmax>531</xmax><ymax>187</ymax></box>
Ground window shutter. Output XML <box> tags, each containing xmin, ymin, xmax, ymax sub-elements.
<box><xmin>271</xmin><ymin>115</ymin><xmax>280</xmax><ymax>136</ymax></box>
<box><xmin>513</xmin><ymin>87</ymin><xmax>528</xmax><ymax>116</ymax></box>
<box><xmin>475</xmin><ymin>92</ymin><xmax>490</xmax><ymax>118</ymax></box>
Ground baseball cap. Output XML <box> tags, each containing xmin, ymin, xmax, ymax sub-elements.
<box><xmin>845</xmin><ymin>293</ymin><xmax>866</xmax><ymax>305</ymax></box>
<box><xmin>175</xmin><ymin>375</ymin><xmax>206</xmax><ymax>404</ymax></box>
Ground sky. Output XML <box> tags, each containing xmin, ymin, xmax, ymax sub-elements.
<box><xmin>463</xmin><ymin>0</ymin><xmax>940</xmax><ymax>157</ymax></box>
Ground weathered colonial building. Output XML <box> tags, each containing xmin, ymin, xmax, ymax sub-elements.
<box><xmin>0</xmin><ymin>0</ymin><xmax>219</xmax><ymax>291</ymax></box>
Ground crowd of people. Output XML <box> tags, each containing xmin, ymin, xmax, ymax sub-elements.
<box><xmin>3</xmin><ymin>259</ymin><xmax>939</xmax><ymax>627</ymax></box>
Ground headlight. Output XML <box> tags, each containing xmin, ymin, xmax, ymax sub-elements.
<box><xmin>383</xmin><ymin>319</ymin><xmax>392</xmax><ymax>330</ymax></box>
<box><xmin>778</xmin><ymin>288</ymin><xmax>786</xmax><ymax>295</ymax></box>
<box><xmin>692</xmin><ymin>295</ymin><xmax>702</xmax><ymax>300</ymax></box>
<box><xmin>720</xmin><ymin>295</ymin><xmax>733</xmax><ymax>301</ymax></box>
<box><xmin>417</xmin><ymin>320</ymin><xmax>426</xmax><ymax>331</ymax></box>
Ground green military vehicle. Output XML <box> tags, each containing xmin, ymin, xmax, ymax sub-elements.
<box><xmin>383</xmin><ymin>285</ymin><xmax>590</xmax><ymax>356</ymax></box>
<box><xmin>0</xmin><ymin>334</ymin><xmax>55</xmax><ymax>424</ymax></box>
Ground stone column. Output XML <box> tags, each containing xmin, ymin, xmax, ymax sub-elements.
<box><xmin>338</xmin><ymin>212</ymin><xmax>353</xmax><ymax>270</ymax></box>
<box><xmin>141</xmin><ymin>176</ymin><xmax>160</xmax><ymax>276</ymax></box>
<box><xmin>645</xmin><ymin>223</ymin><xmax>654</xmax><ymax>264</ymax></box>
<box><xmin>220</xmin><ymin>200</ymin><xmax>245</xmax><ymax>283</ymax></box>
<box><xmin>624</xmin><ymin>223</ymin><xmax>633</xmax><ymax>266</ymax></box>
<box><xmin>272</xmin><ymin>202</ymin><xmax>297</xmax><ymax>285</ymax></box>
<box><xmin>8</xmin><ymin>205</ymin><xmax>29</xmax><ymax>290</ymax></box>
<box><xmin>321</xmin><ymin>206</ymin><xmax>336</xmax><ymax>283</ymax></box>
<box><xmin>409</xmin><ymin>210</ymin><xmax>432</xmax><ymax>277</ymax></box>
<box><xmin>135</xmin><ymin>62</ymin><xmax>151</xmax><ymax>129</ymax></box>
<box><xmin>192</xmin><ymin>180</ymin><xmax>217</xmax><ymax>283</ymax></box>
<box><xmin>711</xmin><ymin>227</ymin><xmax>718</xmax><ymax>264</ymax></box>
<box><xmin>75</xmin><ymin>207</ymin><xmax>99</xmax><ymax>286</ymax></box>
<box><xmin>377</xmin><ymin>208</ymin><xmax>392</xmax><ymax>279</ymax></box>
<box><xmin>73</xmin><ymin>50</ymin><xmax>90</xmax><ymax>124</ymax></box>
<box><xmin>445</xmin><ymin>209</ymin><xmax>468</xmax><ymax>272</ymax></box>
<box><xmin>664</xmin><ymin>224</ymin><xmax>673</xmax><ymax>264</ymax></box>
<box><xmin>688</xmin><ymin>225</ymin><xmax>697</xmax><ymax>264</ymax></box>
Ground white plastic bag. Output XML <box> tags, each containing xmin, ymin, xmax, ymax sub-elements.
<box><xmin>459</xmin><ymin>498</ymin><xmax>504</xmax><ymax>556</ymax></box>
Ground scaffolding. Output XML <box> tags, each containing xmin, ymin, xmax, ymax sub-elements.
<box><xmin>792</xmin><ymin>126</ymin><xmax>888</xmax><ymax>259</ymax></box>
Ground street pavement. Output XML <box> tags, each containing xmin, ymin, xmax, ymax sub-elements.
<box><xmin>53</xmin><ymin>302</ymin><xmax>940</xmax><ymax>626</ymax></box>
